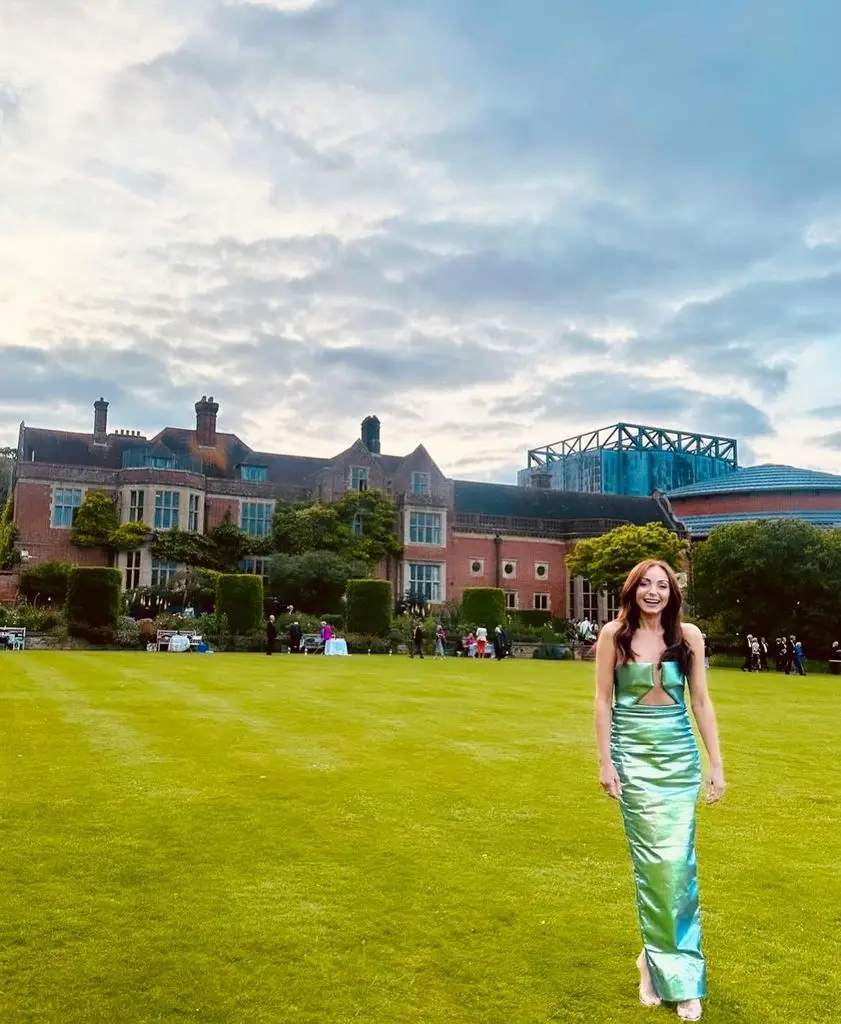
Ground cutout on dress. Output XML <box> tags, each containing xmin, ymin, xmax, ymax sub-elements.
<box><xmin>636</xmin><ymin>662</ymin><xmax>679</xmax><ymax>706</ymax></box>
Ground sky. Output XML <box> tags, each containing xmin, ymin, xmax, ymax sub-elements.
<box><xmin>3</xmin><ymin>0</ymin><xmax>841</xmax><ymax>482</ymax></box>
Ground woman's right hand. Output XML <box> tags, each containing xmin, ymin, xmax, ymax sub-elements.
<box><xmin>599</xmin><ymin>764</ymin><xmax>622</xmax><ymax>800</ymax></box>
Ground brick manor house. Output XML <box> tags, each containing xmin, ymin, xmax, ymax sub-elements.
<box><xmin>7</xmin><ymin>397</ymin><xmax>680</xmax><ymax>619</ymax></box>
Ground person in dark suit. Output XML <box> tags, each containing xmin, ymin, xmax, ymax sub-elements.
<box><xmin>266</xmin><ymin>615</ymin><xmax>277</xmax><ymax>655</ymax></box>
<box><xmin>289</xmin><ymin>621</ymin><xmax>302</xmax><ymax>653</ymax></box>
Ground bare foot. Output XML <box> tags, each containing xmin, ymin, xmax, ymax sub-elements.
<box><xmin>636</xmin><ymin>952</ymin><xmax>661</xmax><ymax>1006</ymax></box>
<box><xmin>677</xmin><ymin>998</ymin><xmax>702</xmax><ymax>1020</ymax></box>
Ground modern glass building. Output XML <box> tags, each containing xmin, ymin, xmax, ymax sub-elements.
<box><xmin>519</xmin><ymin>422</ymin><xmax>738</xmax><ymax>497</ymax></box>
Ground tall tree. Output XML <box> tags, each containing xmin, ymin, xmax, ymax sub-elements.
<box><xmin>691</xmin><ymin>520</ymin><xmax>837</xmax><ymax>645</ymax></box>
<box><xmin>334</xmin><ymin>489</ymin><xmax>402</xmax><ymax>566</ymax></box>
<box><xmin>267</xmin><ymin>551</ymin><xmax>369</xmax><ymax>614</ymax></box>
<box><xmin>566</xmin><ymin>522</ymin><xmax>687</xmax><ymax>596</ymax></box>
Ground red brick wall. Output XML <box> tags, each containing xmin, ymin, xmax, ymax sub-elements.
<box><xmin>13</xmin><ymin>481</ymin><xmax>110</xmax><ymax>567</ymax></box>
<box><xmin>449</xmin><ymin>534</ymin><xmax>574</xmax><ymax>616</ymax></box>
<box><xmin>670</xmin><ymin>491</ymin><xmax>841</xmax><ymax>517</ymax></box>
<box><xmin>0</xmin><ymin>573</ymin><xmax>19</xmax><ymax>603</ymax></box>
<box><xmin>205</xmin><ymin>496</ymin><xmax>240</xmax><ymax>529</ymax></box>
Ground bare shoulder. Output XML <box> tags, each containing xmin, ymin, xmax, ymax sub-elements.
<box><xmin>681</xmin><ymin>622</ymin><xmax>703</xmax><ymax>643</ymax></box>
<box><xmin>600</xmin><ymin>619</ymin><xmax>621</xmax><ymax>638</ymax></box>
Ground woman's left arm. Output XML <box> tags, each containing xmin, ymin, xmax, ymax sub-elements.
<box><xmin>684</xmin><ymin>623</ymin><xmax>726</xmax><ymax>804</ymax></box>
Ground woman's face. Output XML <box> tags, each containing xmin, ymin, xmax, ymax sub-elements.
<box><xmin>635</xmin><ymin>564</ymin><xmax>671</xmax><ymax>616</ymax></box>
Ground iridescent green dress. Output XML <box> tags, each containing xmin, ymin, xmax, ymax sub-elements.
<box><xmin>612</xmin><ymin>661</ymin><xmax>706</xmax><ymax>1002</ymax></box>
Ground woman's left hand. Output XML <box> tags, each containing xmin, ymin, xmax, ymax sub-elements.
<box><xmin>706</xmin><ymin>765</ymin><xmax>726</xmax><ymax>804</ymax></box>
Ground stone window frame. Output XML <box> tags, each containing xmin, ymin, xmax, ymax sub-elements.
<box><xmin>535</xmin><ymin>561</ymin><xmax>550</xmax><ymax>581</ymax></box>
<box><xmin>350</xmin><ymin>466</ymin><xmax>369</xmax><ymax>492</ymax></box>
<box><xmin>411</xmin><ymin>471</ymin><xmax>430</xmax><ymax>496</ymax></box>
<box><xmin>469</xmin><ymin>557</ymin><xmax>485</xmax><ymax>577</ymax></box>
<box><xmin>534</xmin><ymin>592</ymin><xmax>550</xmax><ymax>611</ymax></box>
<box><xmin>501</xmin><ymin>559</ymin><xmax>517</xmax><ymax>580</ymax></box>
<box><xmin>504</xmin><ymin>591</ymin><xmax>518</xmax><ymax>610</ymax></box>
<box><xmin>154</xmin><ymin>490</ymin><xmax>180</xmax><ymax>531</ymax></box>
<box><xmin>52</xmin><ymin>486</ymin><xmax>83</xmax><ymax>529</ymax></box>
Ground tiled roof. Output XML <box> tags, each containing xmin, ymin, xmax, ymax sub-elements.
<box><xmin>678</xmin><ymin>509</ymin><xmax>841</xmax><ymax>536</ymax></box>
<box><xmin>20</xmin><ymin>424</ymin><xmax>406</xmax><ymax>486</ymax></box>
<box><xmin>20</xmin><ymin>428</ymin><xmax>148</xmax><ymax>469</ymax></box>
<box><xmin>666</xmin><ymin>463</ymin><xmax>841</xmax><ymax>497</ymax></box>
<box><xmin>453</xmin><ymin>480</ymin><xmax>674</xmax><ymax>527</ymax></box>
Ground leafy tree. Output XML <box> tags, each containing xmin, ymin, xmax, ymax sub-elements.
<box><xmin>72</xmin><ymin>492</ymin><xmax>149</xmax><ymax>552</ymax></box>
<box><xmin>206</xmin><ymin>510</ymin><xmax>253</xmax><ymax>570</ymax></box>
<box><xmin>71</xmin><ymin>492</ymin><xmax>120</xmax><ymax>549</ymax></box>
<box><xmin>267</xmin><ymin>551</ymin><xmax>369</xmax><ymax>614</ymax></box>
<box><xmin>566</xmin><ymin>522</ymin><xmax>687</xmax><ymax>595</ymax></box>
<box><xmin>333</xmin><ymin>490</ymin><xmax>402</xmax><ymax>566</ymax></box>
<box><xmin>271</xmin><ymin>492</ymin><xmax>402</xmax><ymax>568</ymax></box>
<box><xmin>691</xmin><ymin>520</ymin><xmax>838</xmax><ymax>647</ymax></box>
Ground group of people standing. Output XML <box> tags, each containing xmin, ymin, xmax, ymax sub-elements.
<box><xmin>409</xmin><ymin>622</ymin><xmax>510</xmax><ymax>659</ymax></box>
<box><xmin>741</xmin><ymin>634</ymin><xmax>806</xmax><ymax>674</ymax></box>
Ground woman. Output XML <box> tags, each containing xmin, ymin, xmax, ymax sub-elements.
<box><xmin>594</xmin><ymin>560</ymin><xmax>725</xmax><ymax>1021</ymax></box>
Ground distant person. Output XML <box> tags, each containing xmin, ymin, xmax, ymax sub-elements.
<box><xmin>320</xmin><ymin>621</ymin><xmax>332</xmax><ymax>650</ymax></box>
<box><xmin>741</xmin><ymin>634</ymin><xmax>754</xmax><ymax>672</ymax></box>
<box><xmin>493</xmin><ymin>624</ymin><xmax>507</xmax><ymax>660</ymax></box>
<box><xmin>410</xmin><ymin>621</ymin><xmax>424</xmax><ymax>659</ymax></box>
<box><xmin>434</xmin><ymin>623</ymin><xmax>446</xmax><ymax>659</ymax></box>
<box><xmin>289</xmin><ymin>621</ymin><xmax>302</xmax><ymax>654</ymax></box>
<box><xmin>266</xmin><ymin>615</ymin><xmax>277</xmax><ymax>656</ymax></box>
<box><xmin>793</xmin><ymin>638</ymin><xmax>806</xmax><ymax>676</ymax></box>
<box><xmin>784</xmin><ymin>635</ymin><xmax>795</xmax><ymax>675</ymax></box>
<box><xmin>759</xmin><ymin>637</ymin><xmax>769</xmax><ymax>671</ymax></box>
<box><xmin>475</xmin><ymin>625</ymin><xmax>488</xmax><ymax>658</ymax></box>
<box><xmin>701</xmin><ymin>633</ymin><xmax>710</xmax><ymax>670</ymax></box>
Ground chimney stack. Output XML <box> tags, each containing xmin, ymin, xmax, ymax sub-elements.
<box><xmin>195</xmin><ymin>395</ymin><xmax>219</xmax><ymax>448</ymax></box>
<box><xmin>361</xmin><ymin>415</ymin><xmax>381</xmax><ymax>454</ymax></box>
<box><xmin>93</xmin><ymin>397</ymin><xmax>109</xmax><ymax>445</ymax></box>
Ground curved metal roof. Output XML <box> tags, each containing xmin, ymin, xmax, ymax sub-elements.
<box><xmin>678</xmin><ymin>509</ymin><xmax>841</xmax><ymax>536</ymax></box>
<box><xmin>666</xmin><ymin>463</ymin><xmax>841</xmax><ymax>498</ymax></box>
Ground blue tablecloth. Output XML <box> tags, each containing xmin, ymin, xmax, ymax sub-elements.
<box><xmin>324</xmin><ymin>638</ymin><xmax>348</xmax><ymax>656</ymax></box>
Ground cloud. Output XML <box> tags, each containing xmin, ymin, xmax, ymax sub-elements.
<box><xmin>2</xmin><ymin>0</ymin><xmax>841</xmax><ymax>480</ymax></box>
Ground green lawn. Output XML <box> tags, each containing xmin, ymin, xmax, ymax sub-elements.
<box><xmin>1</xmin><ymin>654</ymin><xmax>838</xmax><ymax>1023</ymax></box>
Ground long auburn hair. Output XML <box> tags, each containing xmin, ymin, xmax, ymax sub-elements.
<box><xmin>614</xmin><ymin>559</ymin><xmax>691</xmax><ymax>675</ymax></box>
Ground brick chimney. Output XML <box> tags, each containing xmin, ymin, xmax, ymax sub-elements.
<box><xmin>93</xmin><ymin>397</ymin><xmax>109</xmax><ymax>445</ymax></box>
<box><xmin>361</xmin><ymin>415</ymin><xmax>380</xmax><ymax>454</ymax></box>
<box><xmin>195</xmin><ymin>395</ymin><xmax>219</xmax><ymax>448</ymax></box>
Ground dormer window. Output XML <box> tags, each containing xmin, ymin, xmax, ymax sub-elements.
<box><xmin>350</xmin><ymin>467</ymin><xmax>369</xmax><ymax>492</ymax></box>
<box><xmin>241</xmin><ymin>465</ymin><xmax>268</xmax><ymax>482</ymax></box>
<box><xmin>411</xmin><ymin>471</ymin><xmax>430</xmax><ymax>496</ymax></box>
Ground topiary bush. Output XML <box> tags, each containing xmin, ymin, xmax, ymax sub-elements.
<box><xmin>514</xmin><ymin>609</ymin><xmax>552</xmax><ymax>628</ymax></box>
<box><xmin>346</xmin><ymin>579</ymin><xmax>392</xmax><ymax>636</ymax></box>
<box><xmin>66</xmin><ymin>566</ymin><xmax>121</xmax><ymax>637</ymax></box>
<box><xmin>461</xmin><ymin>587</ymin><xmax>506</xmax><ymax>631</ymax></box>
<box><xmin>19</xmin><ymin>561</ymin><xmax>72</xmax><ymax>606</ymax></box>
<box><xmin>216</xmin><ymin>574</ymin><xmax>264</xmax><ymax>635</ymax></box>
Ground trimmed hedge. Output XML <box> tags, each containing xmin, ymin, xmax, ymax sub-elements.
<box><xmin>514</xmin><ymin>609</ymin><xmax>552</xmax><ymax>628</ymax></box>
<box><xmin>346</xmin><ymin>579</ymin><xmax>392</xmax><ymax>636</ymax></box>
<box><xmin>20</xmin><ymin>560</ymin><xmax>72</xmax><ymax>606</ymax></box>
<box><xmin>462</xmin><ymin>587</ymin><xmax>506</xmax><ymax>630</ymax></box>
<box><xmin>66</xmin><ymin>566</ymin><xmax>122</xmax><ymax>637</ymax></box>
<box><xmin>216</xmin><ymin>574</ymin><xmax>264</xmax><ymax>634</ymax></box>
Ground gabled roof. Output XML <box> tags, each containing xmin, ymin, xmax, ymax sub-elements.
<box><xmin>453</xmin><ymin>480</ymin><xmax>674</xmax><ymax>527</ymax></box>
<box><xmin>666</xmin><ymin>463</ymin><xmax>841</xmax><ymax>498</ymax></box>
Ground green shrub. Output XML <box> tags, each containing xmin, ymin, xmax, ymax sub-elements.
<box><xmin>462</xmin><ymin>587</ymin><xmax>506</xmax><ymax>630</ymax></box>
<box><xmin>514</xmin><ymin>609</ymin><xmax>552</xmax><ymax>627</ymax></box>
<box><xmin>19</xmin><ymin>561</ymin><xmax>72</xmax><ymax>606</ymax></box>
<box><xmin>115</xmin><ymin>616</ymin><xmax>141</xmax><ymax>649</ymax></box>
<box><xmin>66</xmin><ymin>567</ymin><xmax>121</xmax><ymax>636</ymax></box>
<box><xmin>321</xmin><ymin>613</ymin><xmax>344</xmax><ymax>630</ymax></box>
<box><xmin>343</xmin><ymin>632</ymin><xmax>398</xmax><ymax>654</ymax></box>
<box><xmin>71</xmin><ymin>624</ymin><xmax>116</xmax><ymax>646</ymax></box>
<box><xmin>216</xmin><ymin>574</ymin><xmax>264</xmax><ymax>634</ymax></box>
<box><xmin>346</xmin><ymin>579</ymin><xmax>392</xmax><ymax>636</ymax></box>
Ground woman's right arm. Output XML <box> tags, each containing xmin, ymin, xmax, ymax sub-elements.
<box><xmin>594</xmin><ymin>623</ymin><xmax>621</xmax><ymax>799</ymax></box>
